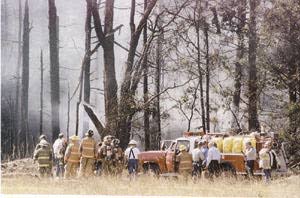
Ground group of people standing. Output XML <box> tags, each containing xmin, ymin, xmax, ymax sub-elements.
<box><xmin>176</xmin><ymin>140</ymin><xmax>221</xmax><ymax>180</ymax></box>
<box><xmin>33</xmin><ymin>130</ymin><xmax>141</xmax><ymax>179</ymax></box>
<box><xmin>175</xmin><ymin>138</ymin><xmax>280</xmax><ymax>183</ymax></box>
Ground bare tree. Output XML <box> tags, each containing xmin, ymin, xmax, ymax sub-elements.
<box><xmin>203</xmin><ymin>18</ymin><xmax>210</xmax><ymax>133</ymax></box>
<box><xmin>231</xmin><ymin>0</ymin><xmax>246</xmax><ymax>131</ymax></box>
<box><xmin>118</xmin><ymin>0</ymin><xmax>158</xmax><ymax>148</ymax></box>
<box><xmin>90</xmin><ymin>0</ymin><xmax>118</xmax><ymax>137</ymax></box>
<box><xmin>67</xmin><ymin>83</ymin><xmax>70</xmax><ymax>141</ymax></box>
<box><xmin>14</xmin><ymin>0</ymin><xmax>22</xmax><ymax>158</ymax></box>
<box><xmin>248</xmin><ymin>0</ymin><xmax>260</xmax><ymax>131</ymax></box>
<box><xmin>194</xmin><ymin>1</ymin><xmax>206</xmax><ymax>133</ymax></box>
<box><xmin>143</xmin><ymin>0</ymin><xmax>150</xmax><ymax>151</ymax></box>
<box><xmin>48</xmin><ymin>0</ymin><xmax>60</xmax><ymax>141</ymax></box>
<box><xmin>83</xmin><ymin>0</ymin><xmax>92</xmax><ymax>132</ymax></box>
<box><xmin>151</xmin><ymin>1</ymin><xmax>163</xmax><ymax>149</ymax></box>
<box><xmin>20</xmin><ymin>0</ymin><xmax>30</xmax><ymax>157</ymax></box>
<box><xmin>39</xmin><ymin>49</ymin><xmax>44</xmax><ymax>135</ymax></box>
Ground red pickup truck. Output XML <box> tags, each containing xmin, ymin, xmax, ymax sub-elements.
<box><xmin>138</xmin><ymin>132</ymin><xmax>288</xmax><ymax>176</ymax></box>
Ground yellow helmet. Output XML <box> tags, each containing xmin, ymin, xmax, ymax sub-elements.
<box><xmin>70</xmin><ymin>135</ymin><xmax>79</xmax><ymax>141</ymax></box>
<box><xmin>179</xmin><ymin>144</ymin><xmax>186</xmax><ymax>151</ymax></box>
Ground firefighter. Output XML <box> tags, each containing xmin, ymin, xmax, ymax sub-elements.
<box><xmin>64</xmin><ymin>135</ymin><xmax>81</xmax><ymax>179</ymax></box>
<box><xmin>205</xmin><ymin>141</ymin><xmax>221</xmax><ymax>179</ymax></box>
<box><xmin>124</xmin><ymin>140</ymin><xmax>140</xmax><ymax>176</ymax></box>
<box><xmin>79</xmin><ymin>130</ymin><xmax>97</xmax><ymax>177</ymax></box>
<box><xmin>191</xmin><ymin>141</ymin><xmax>205</xmax><ymax>178</ymax></box>
<box><xmin>34</xmin><ymin>135</ymin><xmax>51</xmax><ymax>156</ymax></box>
<box><xmin>176</xmin><ymin>145</ymin><xmax>193</xmax><ymax>180</ymax></box>
<box><xmin>34</xmin><ymin>141</ymin><xmax>53</xmax><ymax>178</ymax></box>
<box><xmin>112</xmin><ymin>139</ymin><xmax>124</xmax><ymax>175</ymax></box>
<box><xmin>53</xmin><ymin>133</ymin><xmax>66</xmax><ymax>178</ymax></box>
<box><xmin>99</xmin><ymin>135</ymin><xmax>115</xmax><ymax>175</ymax></box>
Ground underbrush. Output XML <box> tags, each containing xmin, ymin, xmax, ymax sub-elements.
<box><xmin>1</xmin><ymin>174</ymin><xmax>299</xmax><ymax>197</ymax></box>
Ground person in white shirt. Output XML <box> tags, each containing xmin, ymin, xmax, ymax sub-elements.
<box><xmin>53</xmin><ymin>133</ymin><xmax>66</xmax><ymax>178</ymax></box>
<box><xmin>191</xmin><ymin>141</ymin><xmax>205</xmax><ymax>178</ymax></box>
<box><xmin>243</xmin><ymin>141</ymin><xmax>257</xmax><ymax>176</ymax></box>
<box><xmin>124</xmin><ymin>140</ymin><xmax>140</xmax><ymax>175</ymax></box>
<box><xmin>206</xmin><ymin>141</ymin><xmax>221</xmax><ymax>178</ymax></box>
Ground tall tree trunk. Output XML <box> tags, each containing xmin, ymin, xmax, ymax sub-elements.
<box><xmin>67</xmin><ymin>83</ymin><xmax>70</xmax><ymax>142</ymax></box>
<box><xmin>143</xmin><ymin>0</ymin><xmax>150</xmax><ymax>151</ymax></box>
<box><xmin>152</xmin><ymin>3</ymin><xmax>163</xmax><ymax>150</ymax></box>
<box><xmin>203</xmin><ymin>20</ymin><xmax>210</xmax><ymax>133</ymax></box>
<box><xmin>232</xmin><ymin>0</ymin><xmax>246</xmax><ymax>131</ymax></box>
<box><xmin>20</xmin><ymin>0</ymin><xmax>29</xmax><ymax>158</ymax></box>
<box><xmin>48</xmin><ymin>0</ymin><xmax>60</xmax><ymax>142</ymax></box>
<box><xmin>83</xmin><ymin>0</ymin><xmax>92</xmax><ymax>133</ymax></box>
<box><xmin>102</xmin><ymin>0</ymin><xmax>118</xmax><ymax>137</ymax></box>
<box><xmin>248</xmin><ymin>0</ymin><xmax>260</xmax><ymax>131</ymax></box>
<box><xmin>39</xmin><ymin>50</ymin><xmax>44</xmax><ymax>135</ymax></box>
<box><xmin>195</xmin><ymin>18</ymin><xmax>206</xmax><ymax>134</ymax></box>
<box><xmin>14</xmin><ymin>0</ymin><xmax>22</xmax><ymax>158</ymax></box>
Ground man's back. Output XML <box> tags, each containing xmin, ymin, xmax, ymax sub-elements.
<box><xmin>177</xmin><ymin>151</ymin><xmax>192</xmax><ymax>173</ymax></box>
<box><xmin>192</xmin><ymin>148</ymin><xmax>205</xmax><ymax>162</ymax></box>
<box><xmin>35</xmin><ymin>147</ymin><xmax>52</xmax><ymax>166</ymax></box>
<box><xmin>125</xmin><ymin>147</ymin><xmax>140</xmax><ymax>159</ymax></box>
<box><xmin>207</xmin><ymin>146</ymin><xmax>221</xmax><ymax>165</ymax></box>
<box><xmin>80</xmin><ymin>137</ymin><xmax>96</xmax><ymax>158</ymax></box>
<box><xmin>53</xmin><ymin>138</ymin><xmax>64</xmax><ymax>157</ymax></box>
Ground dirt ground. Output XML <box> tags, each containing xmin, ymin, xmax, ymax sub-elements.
<box><xmin>1</xmin><ymin>158</ymin><xmax>300</xmax><ymax>197</ymax></box>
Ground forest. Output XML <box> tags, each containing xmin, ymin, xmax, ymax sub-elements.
<box><xmin>1</xmin><ymin>0</ymin><xmax>300</xmax><ymax>167</ymax></box>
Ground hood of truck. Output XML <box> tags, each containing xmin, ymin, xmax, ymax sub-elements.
<box><xmin>138</xmin><ymin>150</ymin><xmax>167</xmax><ymax>161</ymax></box>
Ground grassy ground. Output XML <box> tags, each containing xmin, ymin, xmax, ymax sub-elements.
<box><xmin>1</xmin><ymin>174</ymin><xmax>300</xmax><ymax>197</ymax></box>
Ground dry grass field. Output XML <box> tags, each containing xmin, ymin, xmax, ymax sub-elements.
<box><xmin>1</xmin><ymin>174</ymin><xmax>300</xmax><ymax>197</ymax></box>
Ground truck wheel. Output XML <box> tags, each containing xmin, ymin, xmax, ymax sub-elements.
<box><xmin>143</xmin><ymin>163</ymin><xmax>160</xmax><ymax>176</ymax></box>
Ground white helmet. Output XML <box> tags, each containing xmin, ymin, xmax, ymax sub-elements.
<box><xmin>39</xmin><ymin>139</ymin><xmax>48</xmax><ymax>147</ymax></box>
<box><xmin>128</xmin><ymin>139</ymin><xmax>137</xmax><ymax>145</ymax></box>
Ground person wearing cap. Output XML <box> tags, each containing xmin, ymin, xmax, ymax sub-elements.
<box><xmin>175</xmin><ymin>144</ymin><xmax>192</xmax><ymax>180</ymax></box>
<box><xmin>206</xmin><ymin>141</ymin><xmax>221</xmax><ymax>179</ymax></box>
<box><xmin>79</xmin><ymin>129</ymin><xmax>97</xmax><ymax>177</ymax></box>
<box><xmin>243</xmin><ymin>141</ymin><xmax>257</xmax><ymax>177</ymax></box>
<box><xmin>99</xmin><ymin>135</ymin><xmax>115</xmax><ymax>175</ymax></box>
<box><xmin>64</xmin><ymin>135</ymin><xmax>81</xmax><ymax>179</ymax></box>
<box><xmin>124</xmin><ymin>140</ymin><xmax>140</xmax><ymax>176</ymax></box>
<box><xmin>34</xmin><ymin>141</ymin><xmax>53</xmax><ymax>178</ymax></box>
<box><xmin>191</xmin><ymin>141</ymin><xmax>205</xmax><ymax>178</ymax></box>
<box><xmin>53</xmin><ymin>133</ymin><xmax>66</xmax><ymax>178</ymax></box>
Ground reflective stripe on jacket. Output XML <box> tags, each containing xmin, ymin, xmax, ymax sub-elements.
<box><xmin>35</xmin><ymin>148</ymin><xmax>52</xmax><ymax>167</ymax></box>
<box><xmin>67</xmin><ymin>143</ymin><xmax>81</xmax><ymax>163</ymax></box>
<box><xmin>80</xmin><ymin>137</ymin><xmax>96</xmax><ymax>158</ymax></box>
<box><xmin>177</xmin><ymin>151</ymin><xmax>193</xmax><ymax>172</ymax></box>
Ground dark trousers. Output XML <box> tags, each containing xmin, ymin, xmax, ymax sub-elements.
<box><xmin>246</xmin><ymin>160</ymin><xmax>255</xmax><ymax>176</ymax></box>
<box><xmin>208</xmin><ymin>160</ymin><xmax>220</xmax><ymax>178</ymax></box>
<box><xmin>128</xmin><ymin>159</ymin><xmax>138</xmax><ymax>174</ymax></box>
<box><xmin>192</xmin><ymin>161</ymin><xmax>202</xmax><ymax>178</ymax></box>
<box><xmin>263</xmin><ymin>169</ymin><xmax>271</xmax><ymax>182</ymax></box>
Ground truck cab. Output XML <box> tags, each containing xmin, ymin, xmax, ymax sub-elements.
<box><xmin>139</xmin><ymin>134</ymin><xmax>201</xmax><ymax>174</ymax></box>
